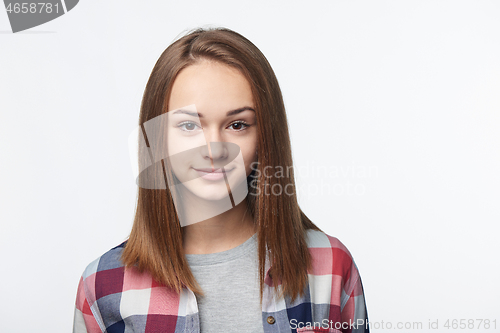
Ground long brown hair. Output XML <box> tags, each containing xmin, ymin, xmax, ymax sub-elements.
<box><xmin>122</xmin><ymin>27</ymin><xmax>322</xmax><ymax>303</ymax></box>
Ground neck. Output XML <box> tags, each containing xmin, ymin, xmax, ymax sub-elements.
<box><xmin>182</xmin><ymin>198</ymin><xmax>256</xmax><ymax>254</ymax></box>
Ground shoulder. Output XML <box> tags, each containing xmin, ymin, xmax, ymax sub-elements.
<box><xmin>77</xmin><ymin>241</ymin><xmax>184</xmax><ymax>330</ymax></box>
<box><xmin>81</xmin><ymin>241</ymin><xmax>128</xmax><ymax>286</ymax></box>
<box><xmin>74</xmin><ymin>241</ymin><xmax>129</xmax><ymax>330</ymax></box>
<box><xmin>79</xmin><ymin>241</ymin><xmax>129</xmax><ymax>304</ymax></box>
<box><xmin>304</xmin><ymin>229</ymin><xmax>359</xmax><ymax>283</ymax></box>
<box><xmin>304</xmin><ymin>228</ymin><xmax>354</xmax><ymax>258</ymax></box>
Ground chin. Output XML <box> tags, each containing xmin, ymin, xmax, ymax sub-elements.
<box><xmin>196</xmin><ymin>192</ymin><xmax>231</xmax><ymax>202</ymax></box>
<box><xmin>193</xmin><ymin>188</ymin><xmax>232</xmax><ymax>202</ymax></box>
<box><xmin>185</xmin><ymin>181</ymin><xmax>232</xmax><ymax>201</ymax></box>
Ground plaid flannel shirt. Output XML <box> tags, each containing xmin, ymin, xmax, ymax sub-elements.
<box><xmin>73</xmin><ymin>229</ymin><xmax>369</xmax><ymax>333</ymax></box>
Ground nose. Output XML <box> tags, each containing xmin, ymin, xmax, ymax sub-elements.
<box><xmin>200</xmin><ymin>128</ymin><xmax>228</xmax><ymax>162</ymax></box>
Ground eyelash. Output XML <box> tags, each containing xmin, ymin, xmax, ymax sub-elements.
<box><xmin>228</xmin><ymin>121</ymin><xmax>251</xmax><ymax>131</ymax></box>
<box><xmin>177</xmin><ymin>121</ymin><xmax>202</xmax><ymax>132</ymax></box>
<box><xmin>176</xmin><ymin>121</ymin><xmax>251</xmax><ymax>132</ymax></box>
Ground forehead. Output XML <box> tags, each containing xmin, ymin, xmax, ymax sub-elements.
<box><xmin>168</xmin><ymin>61</ymin><xmax>254</xmax><ymax>114</ymax></box>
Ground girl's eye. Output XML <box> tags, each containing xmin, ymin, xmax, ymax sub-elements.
<box><xmin>228</xmin><ymin>121</ymin><xmax>250</xmax><ymax>131</ymax></box>
<box><xmin>177</xmin><ymin>121</ymin><xmax>201</xmax><ymax>132</ymax></box>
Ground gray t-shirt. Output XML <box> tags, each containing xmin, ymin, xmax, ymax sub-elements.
<box><xmin>185</xmin><ymin>233</ymin><xmax>264</xmax><ymax>333</ymax></box>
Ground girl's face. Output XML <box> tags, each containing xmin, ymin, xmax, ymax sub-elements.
<box><xmin>166</xmin><ymin>60</ymin><xmax>258</xmax><ymax>202</ymax></box>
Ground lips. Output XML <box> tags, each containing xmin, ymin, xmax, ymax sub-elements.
<box><xmin>192</xmin><ymin>167</ymin><xmax>234</xmax><ymax>181</ymax></box>
<box><xmin>193</xmin><ymin>167</ymin><xmax>225</xmax><ymax>173</ymax></box>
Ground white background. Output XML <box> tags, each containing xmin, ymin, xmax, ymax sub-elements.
<box><xmin>1</xmin><ymin>1</ymin><xmax>499</xmax><ymax>332</ymax></box>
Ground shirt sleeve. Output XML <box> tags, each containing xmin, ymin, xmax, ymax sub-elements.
<box><xmin>339</xmin><ymin>263</ymin><xmax>369</xmax><ymax>333</ymax></box>
<box><xmin>73</xmin><ymin>276</ymin><xmax>103</xmax><ymax>333</ymax></box>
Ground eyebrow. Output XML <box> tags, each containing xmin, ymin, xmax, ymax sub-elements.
<box><xmin>172</xmin><ymin>106</ymin><xmax>255</xmax><ymax>118</ymax></box>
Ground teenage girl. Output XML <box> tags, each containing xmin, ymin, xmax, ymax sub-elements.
<box><xmin>73</xmin><ymin>27</ymin><xmax>369</xmax><ymax>333</ymax></box>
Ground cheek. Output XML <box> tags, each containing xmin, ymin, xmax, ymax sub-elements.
<box><xmin>237</xmin><ymin>138</ymin><xmax>258</xmax><ymax>174</ymax></box>
<box><xmin>167</xmin><ymin>132</ymin><xmax>200</xmax><ymax>157</ymax></box>
<box><xmin>166</xmin><ymin>132</ymin><xmax>176</xmax><ymax>156</ymax></box>
<box><xmin>166</xmin><ymin>133</ymin><xmax>194</xmax><ymax>179</ymax></box>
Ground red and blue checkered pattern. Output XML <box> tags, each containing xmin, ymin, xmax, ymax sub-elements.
<box><xmin>73</xmin><ymin>230</ymin><xmax>369</xmax><ymax>333</ymax></box>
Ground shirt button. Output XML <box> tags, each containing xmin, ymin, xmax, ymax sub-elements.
<box><xmin>267</xmin><ymin>316</ymin><xmax>275</xmax><ymax>325</ymax></box>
